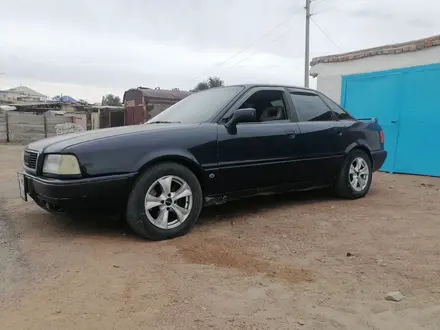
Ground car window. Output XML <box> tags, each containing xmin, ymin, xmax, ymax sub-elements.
<box><xmin>147</xmin><ymin>86</ymin><xmax>244</xmax><ymax>124</ymax></box>
<box><xmin>237</xmin><ymin>90</ymin><xmax>288</xmax><ymax>123</ymax></box>
<box><xmin>319</xmin><ymin>93</ymin><xmax>354</xmax><ymax>120</ymax></box>
<box><xmin>271</xmin><ymin>99</ymin><xmax>283</xmax><ymax>107</ymax></box>
<box><xmin>290</xmin><ymin>93</ymin><xmax>333</xmax><ymax>122</ymax></box>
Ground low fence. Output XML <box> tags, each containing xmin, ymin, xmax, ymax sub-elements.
<box><xmin>0</xmin><ymin>111</ymin><xmax>73</xmax><ymax>144</ymax></box>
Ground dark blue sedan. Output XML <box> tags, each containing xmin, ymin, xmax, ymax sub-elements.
<box><xmin>18</xmin><ymin>84</ymin><xmax>387</xmax><ymax>240</ymax></box>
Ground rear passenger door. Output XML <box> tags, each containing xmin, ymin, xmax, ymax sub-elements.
<box><xmin>287</xmin><ymin>89</ymin><xmax>345</xmax><ymax>181</ymax></box>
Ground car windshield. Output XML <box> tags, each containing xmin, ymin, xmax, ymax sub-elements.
<box><xmin>146</xmin><ymin>86</ymin><xmax>244</xmax><ymax>124</ymax></box>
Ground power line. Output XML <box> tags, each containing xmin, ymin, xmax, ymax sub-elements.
<box><xmin>311</xmin><ymin>0</ymin><xmax>332</xmax><ymax>5</ymax></box>
<box><xmin>190</xmin><ymin>5</ymin><xmax>304</xmax><ymax>83</ymax></box>
<box><xmin>310</xmin><ymin>17</ymin><xmax>341</xmax><ymax>50</ymax></box>
<box><xmin>225</xmin><ymin>19</ymin><xmax>304</xmax><ymax>70</ymax></box>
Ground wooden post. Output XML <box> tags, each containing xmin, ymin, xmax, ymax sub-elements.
<box><xmin>43</xmin><ymin>115</ymin><xmax>48</xmax><ymax>138</ymax></box>
<box><xmin>108</xmin><ymin>110</ymin><xmax>112</xmax><ymax>128</ymax></box>
<box><xmin>5</xmin><ymin>111</ymin><xmax>9</xmax><ymax>143</ymax></box>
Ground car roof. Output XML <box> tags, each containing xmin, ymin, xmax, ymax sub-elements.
<box><xmin>228</xmin><ymin>84</ymin><xmax>317</xmax><ymax>92</ymax></box>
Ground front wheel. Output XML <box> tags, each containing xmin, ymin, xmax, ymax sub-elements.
<box><xmin>335</xmin><ymin>149</ymin><xmax>372</xmax><ymax>199</ymax></box>
<box><xmin>126</xmin><ymin>162</ymin><xmax>203</xmax><ymax>240</ymax></box>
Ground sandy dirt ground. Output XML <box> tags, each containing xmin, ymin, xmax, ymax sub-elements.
<box><xmin>1</xmin><ymin>144</ymin><xmax>440</xmax><ymax>330</ymax></box>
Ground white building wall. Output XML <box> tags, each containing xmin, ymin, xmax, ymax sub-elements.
<box><xmin>316</xmin><ymin>75</ymin><xmax>342</xmax><ymax>104</ymax></box>
<box><xmin>311</xmin><ymin>46</ymin><xmax>440</xmax><ymax>103</ymax></box>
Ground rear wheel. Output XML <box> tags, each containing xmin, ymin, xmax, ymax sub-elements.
<box><xmin>126</xmin><ymin>162</ymin><xmax>203</xmax><ymax>240</ymax></box>
<box><xmin>335</xmin><ymin>149</ymin><xmax>372</xmax><ymax>199</ymax></box>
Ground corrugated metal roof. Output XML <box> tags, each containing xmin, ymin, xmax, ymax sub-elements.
<box><xmin>87</xmin><ymin>105</ymin><xmax>124</xmax><ymax>110</ymax></box>
<box><xmin>0</xmin><ymin>105</ymin><xmax>16</xmax><ymax>111</ymax></box>
<box><xmin>137</xmin><ymin>87</ymin><xmax>192</xmax><ymax>101</ymax></box>
<box><xmin>311</xmin><ymin>34</ymin><xmax>440</xmax><ymax>67</ymax></box>
<box><xmin>9</xmin><ymin>102</ymin><xmax>63</xmax><ymax>107</ymax></box>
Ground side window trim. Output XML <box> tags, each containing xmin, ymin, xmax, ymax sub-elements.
<box><xmin>314</xmin><ymin>93</ymin><xmax>338</xmax><ymax>121</ymax></box>
<box><xmin>288</xmin><ymin>90</ymin><xmax>336</xmax><ymax>122</ymax></box>
<box><xmin>317</xmin><ymin>92</ymin><xmax>354</xmax><ymax>120</ymax></box>
<box><xmin>220</xmin><ymin>87</ymin><xmax>292</xmax><ymax>123</ymax></box>
<box><xmin>237</xmin><ymin>119</ymin><xmax>291</xmax><ymax>126</ymax></box>
<box><xmin>283</xmin><ymin>87</ymin><xmax>299</xmax><ymax>122</ymax></box>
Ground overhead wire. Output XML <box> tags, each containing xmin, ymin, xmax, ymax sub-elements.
<box><xmin>311</xmin><ymin>0</ymin><xmax>333</xmax><ymax>5</ymax></box>
<box><xmin>310</xmin><ymin>17</ymin><xmax>341</xmax><ymax>50</ymax></box>
<box><xmin>191</xmin><ymin>0</ymin><xmax>361</xmax><ymax>85</ymax></box>
<box><xmin>190</xmin><ymin>5</ymin><xmax>304</xmax><ymax>83</ymax></box>
<box><xmin>224</xmin><ymin>0</ymin><xmax>350</xmax><ymax>72</ymax></box>
<box><xmin>225</xmin><ymin>20</ymin><xmax>304</xmax><ymax>70</ymax></box>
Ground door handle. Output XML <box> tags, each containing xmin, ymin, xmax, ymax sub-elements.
<box><xmin>285</xmin><ymin>129</ymin><xmax>296</xmax><ymax>139</ymax></box>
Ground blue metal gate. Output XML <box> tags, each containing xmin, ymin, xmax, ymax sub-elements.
<box><xmin>341</xmin><ymin>63</ymin><xmax>440</xmax><ymax>177</ymax></box>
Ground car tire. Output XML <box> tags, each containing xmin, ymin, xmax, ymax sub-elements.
<box><xmin>335</xmin><ymin>149</ymin><xmax>373</xmax><ymax>199</ymax></box>
<box><xmin>126</xmin><ymin>162</ymin><xmax>203</xmax><ymax>240</ymax></box>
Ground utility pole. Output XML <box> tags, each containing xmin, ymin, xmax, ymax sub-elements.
<box><xmin>304</xmin><ymin>0</ymin><xmax>311</xmax><ymax>88</ymax></box>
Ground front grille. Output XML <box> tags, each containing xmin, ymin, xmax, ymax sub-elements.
<box><xmin>24</xmin><ymin>150</ymin><xmax>38</xmax><ymax>169</ymax></box>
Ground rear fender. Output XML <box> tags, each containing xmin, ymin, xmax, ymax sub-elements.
<box><xmin>344</xmin><ymin>141</ymin><xmax>373</xmax><ymax>164</ymax></box>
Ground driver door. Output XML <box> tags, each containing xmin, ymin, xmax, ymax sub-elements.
<box><xmin>216</xmin><ymin>87</ymin><xmax>301</xmax><ymax>194</ymax></box>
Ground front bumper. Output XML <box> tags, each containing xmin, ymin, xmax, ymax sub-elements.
<box><xmin>371</xmin><ymin>150</ymin><xmax>387</xmax><ymax>172</ymax></box>
<box><xmin>22</xmin><ymin>172</ymin><xmax>136</xmax><ymax>210</ymax></box>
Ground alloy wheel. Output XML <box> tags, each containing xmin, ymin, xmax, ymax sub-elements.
<box><xmin>144</xmin><ymin>175</ymin><xmax>193</xmax><ymax>229</ymax></box>
<box><xmin>349</xmin><ymin>157</ymin><xmax>370</xmax><ymax>192</ymax></box>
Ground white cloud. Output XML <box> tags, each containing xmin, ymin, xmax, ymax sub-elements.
<box><xmin>0</xmin><ymin>0</ymin><xmax>438</xmax><ymax>101</ymax></box>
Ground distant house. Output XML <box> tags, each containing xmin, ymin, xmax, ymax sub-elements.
<box><xmin>0</xmin><ymin>86</ymin><xmax>47</xmax><ymax>102</ymax></box>
<box><xmin>123</xmin><ymin>87</ymin><xmax>191</xmax><ymax>125</ymax></box>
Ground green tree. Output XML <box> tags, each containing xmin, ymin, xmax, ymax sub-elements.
<box><xmin>194</xmin><ymin>81</ymin><xmax>209</xmax><ymax>91</ymax></box>
<box><xmin>102</xmin><ymin>94</ymin><xmax>122</xmax><ymax>106</ymax></box>
<box><xmin>193</xmin><ymin>76</ymin><xmax>224</xmax><ymax>91</ymax></box>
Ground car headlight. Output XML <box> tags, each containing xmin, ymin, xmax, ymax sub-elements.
<box><xmin>42</xmin><ymin>154</ymin><xmax>81</xmax><ymax>175</ymax></box>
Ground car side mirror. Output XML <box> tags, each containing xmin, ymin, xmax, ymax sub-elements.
<box><xmin>224</xmin><ymin>108</ymin><xmax>257</xmax><ymax>129</ymax></box>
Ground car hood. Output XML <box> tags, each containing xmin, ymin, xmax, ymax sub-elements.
<box><xmin>27</xmin><ymin>123</ymin><xmax>199</xmax><ymax>153</ymax></box>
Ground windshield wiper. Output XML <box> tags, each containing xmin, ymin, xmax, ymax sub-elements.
<box><xmin>146</xmin><ymin>120</ymin><xmax>181</xmax><ymax>124</ymax></box>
